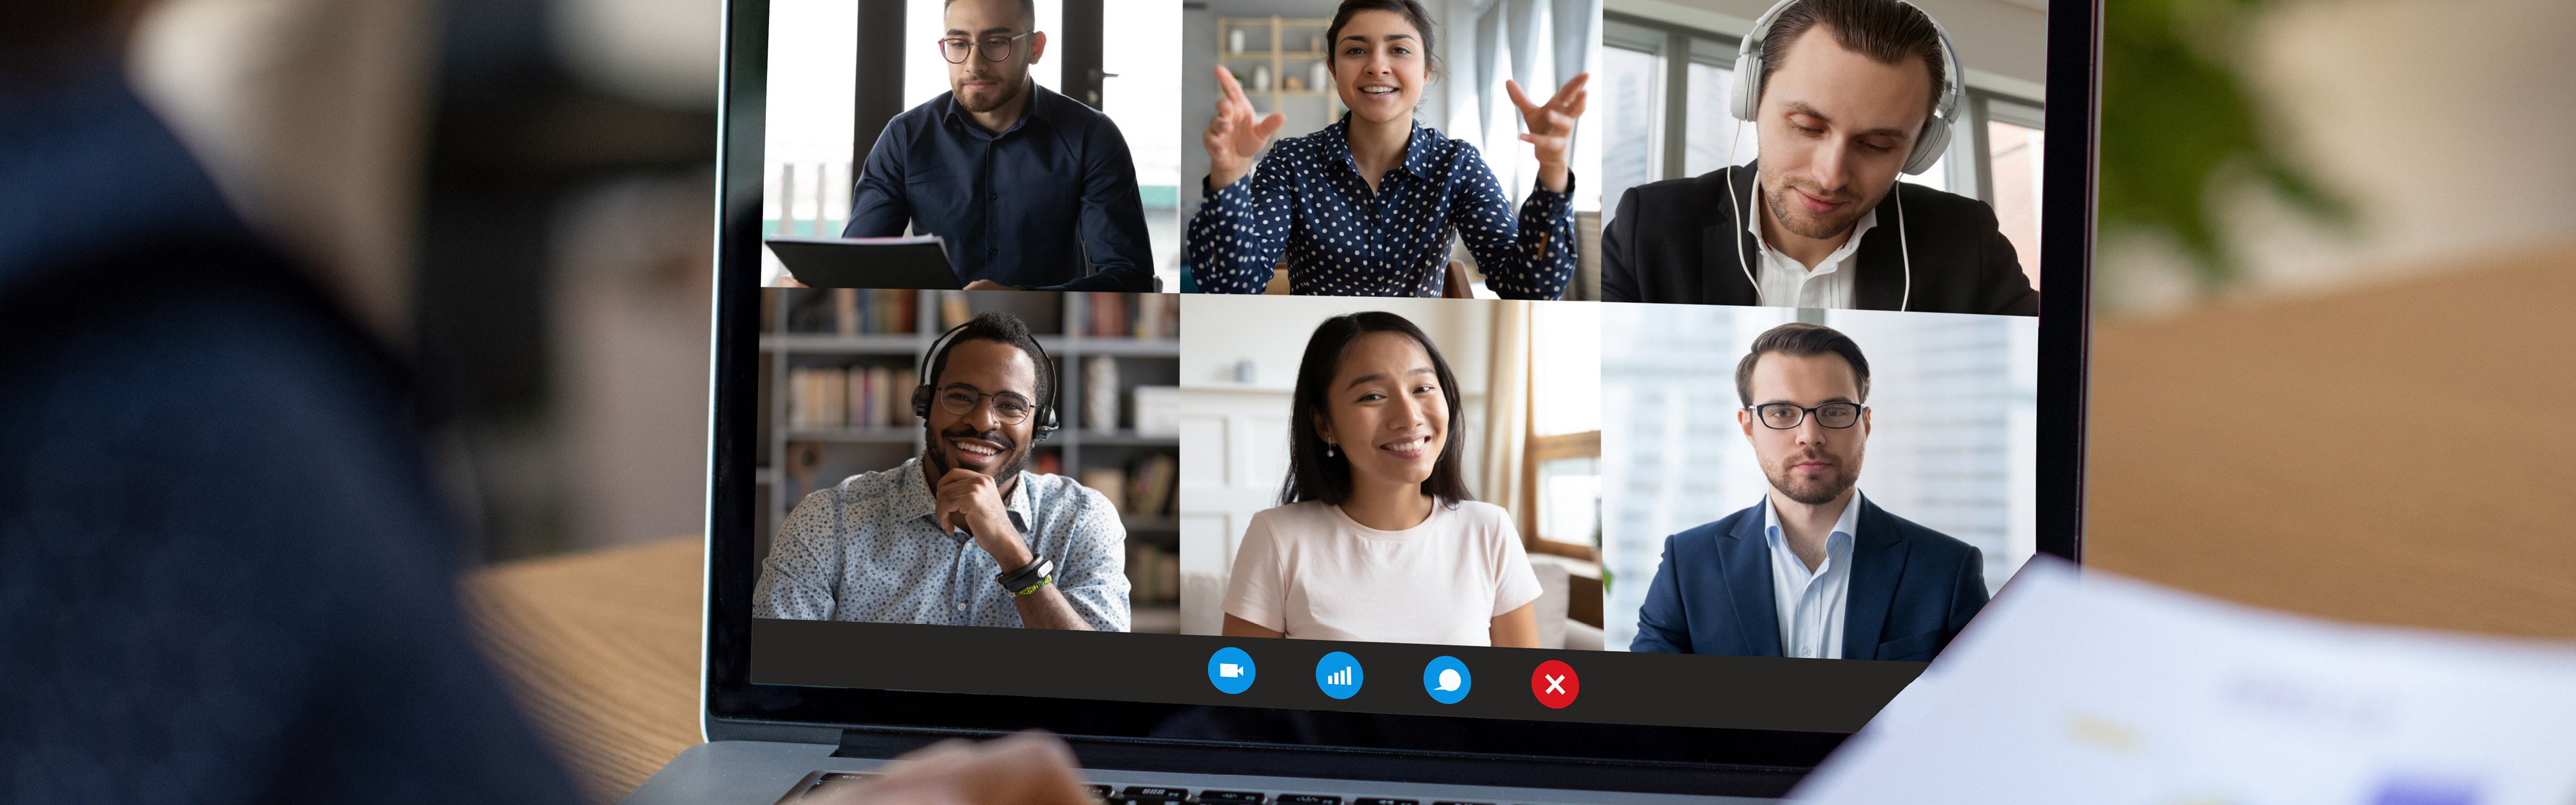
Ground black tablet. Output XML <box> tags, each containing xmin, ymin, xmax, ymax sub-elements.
<box><xmin>765</xmin><ymin>236</ymin><xmax>961</xmax><ymax>290</ymax></box>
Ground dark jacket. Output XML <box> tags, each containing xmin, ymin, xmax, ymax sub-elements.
<box><xmin>1</xmin><ymin>63</ymin><xmax>578</xmax><ymax>804</ymax></box>
<box><xmin>1602</xmin><ymin>162</ymin><xmax>2038</xmax><ymax>316</ymax></box>
<box><xmin>1628</xmin><ymin>495</ymin><xmax>1990</xmax><ymax>661</ymax></box>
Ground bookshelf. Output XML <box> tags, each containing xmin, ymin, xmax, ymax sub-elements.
<box><xmin>1217</xmin><ymin>15</ymin><xmax>1343</xmax><ymax>142</ymax></box>
<box><xmin>756</xmin><ymin>289</ymin><xmax>1184</xmax><ymax>632</ymax></box>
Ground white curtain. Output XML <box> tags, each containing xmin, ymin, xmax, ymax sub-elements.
<box><xmin>1479</xmin><ymin>301</ymin><xmax>1531</xmax><ymax>534</ymax></box>
<box><xmin>1469</xmin><ymin>0</ymin><xmax>1601</xmax><ymax>202</ymax></box>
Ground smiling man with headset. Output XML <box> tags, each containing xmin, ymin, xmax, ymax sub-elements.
<box><xmin>1602</xmin><ymin>0</ymin><xmax>2038</xmax><ymax>316</ymax></box>
<box><xmin>754</xmin><ymin>310</ymin><xmax>1131</xmax><ymax>631</ymax></box>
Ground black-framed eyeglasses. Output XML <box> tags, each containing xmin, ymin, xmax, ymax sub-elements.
<box><xmin>937</xmin><ymin>31</ymin><xmax>1037</xmax><ymax>64</ymax></box>
<box><xmin>1747</xmin><ymin>402</ymin><xmax>1864</xmax><ymax>430</ymax></box>
<box><xmin>937</xmin><ymin>383</ymin><xmax>1036</xmax><ymax>424</ymax></box>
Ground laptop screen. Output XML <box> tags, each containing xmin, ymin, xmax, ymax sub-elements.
<box><xmin>714</xmin><ymin>0</ymin><xmax>2083</xmax><ymax>767</ymax></box>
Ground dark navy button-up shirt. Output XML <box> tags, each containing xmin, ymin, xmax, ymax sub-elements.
<box><xmin>1186</xmin><ymin>117</ymin><xmax>1576</xmax><ymax>299</ymax></box>
<box><xmin>842</xmin><ymin>82</ymin><xmax>1154</xmax><ymax>291</ymax></box>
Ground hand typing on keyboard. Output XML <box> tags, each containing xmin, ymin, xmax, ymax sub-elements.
<box><xmin>804</xmin><ymin>732</ymin><xmax>1092</xmax><ymax>805</ymax></box>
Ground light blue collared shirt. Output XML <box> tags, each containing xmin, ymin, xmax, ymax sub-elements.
<box><xmin>755</xmin><ymin>457</ymin><xmax>1131</xmax><ymax>630</ymax></box>
<box><xmin>1763</xmin><ymin>491</ymin><xmax>1863</xmax><ymax>659</ymax></box>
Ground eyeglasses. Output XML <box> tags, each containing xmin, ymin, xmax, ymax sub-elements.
<box><xmin>1747</xmin><ymin>402</ymin><xmax>1863</xmax><ymax>430</ymax></box>
<box><xmin>937</xmin><ymin>383</ymin><xmax>1037</xmax><ymax>424</ymax></box>
<box><xmin>937</xmin><ymin>31</ymin><xmax>1037</xmax><ymax>64</ymax></box>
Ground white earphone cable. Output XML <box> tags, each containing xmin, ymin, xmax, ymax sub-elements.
<box><xmin>1895</xmin><ymin>181</ymin><xmax>1911</xmax><ymax>313</ymax></box>
<box><xmin>1726</xmin><ymin>121</ymin><xmax>1759</xmax><ymax>306</ymax></box>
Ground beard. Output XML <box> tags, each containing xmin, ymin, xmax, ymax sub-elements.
<box><xmin>925</xmin><ymin>422</ymin><xmax>1030</xmax><ymax>483</ymax></box>
<box><xmin>952</xmin><ymin>68</ymin><xmax>1027</xmax><ymax>114</ymax></box>
<box><xmin>1763</xmin><ymin>446</ymin><xmax>1861</xmax><ymax>506</ymax></box>
<box><xmin>1761</xmin><ymin>174</ymin><xmax>1880</xmax><ymax>242</ymax></box>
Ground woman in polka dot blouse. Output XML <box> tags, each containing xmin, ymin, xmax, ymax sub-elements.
<box><xmin>1187</xmin><ymin>0</ymin><xmax>1589</xmax><ymax>299</ymax></box>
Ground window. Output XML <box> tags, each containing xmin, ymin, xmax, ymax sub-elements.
<box><xmin>1526</xmin><ymin>303</ymin><xmax>1602</xmax><ymax>557</ymax></box>
<box><xmin>1982</xmin><ymin>97</ymin><xmax>2045</xmax><ymax>290</ymax></box>
<box><xmin>1680</xmin><ymin>38</ymin><xmax>1743</xmax><ymax>178</ymax></box>
<box><xmin>1600</xmin><ymin>24</ymin><xmax>1663</xmax><ymax>220</ymax></box>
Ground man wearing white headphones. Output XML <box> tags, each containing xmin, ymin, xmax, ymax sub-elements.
<box><xmin>1601</xmin><ymin>0</ymin><xmax>2038</xmax><ymax>316</ymax></box>
<box><xmin>754</xmin><ymin>310</ymin><xmax>1132</xmax><ymax>631</ymax></box>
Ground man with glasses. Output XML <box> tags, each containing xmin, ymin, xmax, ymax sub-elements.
<box><xmin>756</xmin><ymin>311</ymin><xmax>1130</xmax><ymax>630</ymax></box>
<box><xmin>838</xmin><ymin>0</ymin><xmax>1155</xmax><ymax>292</ymax></box>
<box><xmin>1628</xmin><ymin>323</ymin><xmax>1987</xmax><ymax>659</ymax></box>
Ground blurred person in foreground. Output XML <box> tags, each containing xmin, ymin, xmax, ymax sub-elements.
<box><xmin>0</xmin><ymin>3</ymin><xmax>1093</xmax><ymax>801</ymax></box>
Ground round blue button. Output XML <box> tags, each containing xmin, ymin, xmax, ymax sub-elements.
<box><xmin>1313</xmin><ymin>651</ymin><xmax>1364</xmax><ymax>699</ymax></box>
<box><xmin>1207</xmin><ymin>647</ymin><xmax>1256</xmax><ymax>694</ymax></box>
<box><xmin>1421</xmin><ymin>656</ymin><xmax>1472</xmax><ymax>704</ymax></box>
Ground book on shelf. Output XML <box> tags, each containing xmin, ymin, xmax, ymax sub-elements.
<box><xmin>1066</xmin><ymin>455</ymin><xmax>1177</xmax><ymax>519</ymax></box>
<box><xmin>788</xmin><ymin>289</ymin><xmax>921</xmax><ymax>335</ymax></box>
<box><xmin>1079</xmin><ymin>292</ymin><xmax>1181</xmax><ymax>341</ymax></box>
<box><xmin>788</xmin><ymin>364</ymin><xmax>910</xmax><ymax>430</ymax></box>
<box><xmin>937</xmin><ymin>290</ymin><xmax>973</xmax><ymax>330</ymax></box>
<box><xmin>1133</xmin><ymin>292</ymin><xmax>1177</xmax><ymax>340</ymax></box>
<box><xmin>1079</xmin><ymin>468</ymin><xmax>1128</xmax><ymax>513</ymax></box>
<box><xmin>787</xmin><ymin>367</ymin><xmax>847</xmax><ymax>429</ymax></box>
<box><xmin>1126</xmin><ymin>542</ymin><xmax>1180</xmax><ymax>603</ymax></box>
<box><xmin>1087</xmin><ymin>292</ymin><xmax>1126</xmax><ymax>338</ymax></box>
<box><xmin>1128</xmin><ymin>453</ymin><xmax>1177</xmax><ymax>516</ymax></box>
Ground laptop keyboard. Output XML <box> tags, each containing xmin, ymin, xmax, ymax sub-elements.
<box><xmin>791</xmin><ymin>773</ymin><xmax>1511</xmax><ymax>805</ymax></box>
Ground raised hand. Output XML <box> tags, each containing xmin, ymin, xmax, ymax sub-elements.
<box><xmin>1204</xmin><ymin>66</ymin><xmax>1286</xmax><ymax>189</ymax></box>
<box><xmin>1507</xmin><ymin>72</ymin><xmax>1589</xmax><ymax>193</ymax></box>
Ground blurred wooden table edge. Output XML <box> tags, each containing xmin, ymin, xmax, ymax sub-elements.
<box><xmin>464</xmin><ymin>536</ymin><xmax>706</xmax><ymax>804</ymax></box>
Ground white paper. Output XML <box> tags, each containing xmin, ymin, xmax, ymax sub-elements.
<box><xmin>1794</xmin><ymin>558</ymin><xmax>2576</xmax><ymax>805</ymax></box>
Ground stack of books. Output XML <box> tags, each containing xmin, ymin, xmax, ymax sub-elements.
<box><xmin>785</xmin><ymin>365</ymin><xmax>909</xmax><ymax>430</ymax></box>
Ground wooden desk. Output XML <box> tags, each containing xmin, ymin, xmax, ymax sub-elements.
<box><xmin>466</xmin><ymin>538</ymin><xmax>705</xmax><ymax>804</ymax></box>
<box><xmin>465</xmin><ymin>241</ymin><xmax>2576</xmax><ymax>800</ymax></box>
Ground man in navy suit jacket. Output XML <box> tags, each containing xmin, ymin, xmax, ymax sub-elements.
<box><xmin>1628</xmin><ymin>322</ymin><xmax>1988</xmax><ymax>661</ymax></box>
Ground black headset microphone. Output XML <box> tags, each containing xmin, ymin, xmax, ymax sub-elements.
<box><xmin>911</xmin><ymin>320</ymin><xmax>1061</xmax><ymax>442</ymax></box>
<box><xmin>1723</xmin><ymin>0</ymin><xmax>1964</xmax><ymax>314</ymax></box>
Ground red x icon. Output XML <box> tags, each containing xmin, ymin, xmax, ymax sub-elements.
<box><xmin>1530</xmin><ymin>660</ymin><xmax>1578</xmax><ymax>708</ymax></box>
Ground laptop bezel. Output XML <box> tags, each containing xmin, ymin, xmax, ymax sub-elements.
<box><xmin>701</xmin><ymin>0</ymin><xmax>2096</xmax><ymax>781</ymax></box>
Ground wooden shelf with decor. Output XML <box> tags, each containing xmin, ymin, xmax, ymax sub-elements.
<box><xmin>1216</xmin><ymin>15</ymin><xmax>1343</xmax><ymax>141</ymax></box>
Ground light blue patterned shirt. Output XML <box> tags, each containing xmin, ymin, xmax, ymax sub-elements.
<box><xmin>754</xmin><ymin>457</ymin><xmax>1131</xmax><ymax>630</ymax></box>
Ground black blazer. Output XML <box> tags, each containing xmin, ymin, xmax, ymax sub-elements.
<box><xmin>1627</xmin><ymin>495</ymin><xmax>1990</xmax><ymax>661</ymax></box>
<box><xmin>1602</xmin><ymin>162</ymin><xmax>2039</xmax><ymax>316</ymax></box>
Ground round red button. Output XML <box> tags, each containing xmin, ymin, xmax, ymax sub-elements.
<box><xmin>1529</xmin><ymin>660</ymin><xmax>1578</xmax><ymax>708</ymax></box>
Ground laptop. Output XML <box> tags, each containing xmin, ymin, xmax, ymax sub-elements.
<box><xmin>627</xmin><ymin>0</ymin><xmax>2096</xmax><ymax>801</ymax></box>
<box><xmin>766</xmin><ymin>236</ymin><xmax>964</xmax><ymax>290</ymax></box>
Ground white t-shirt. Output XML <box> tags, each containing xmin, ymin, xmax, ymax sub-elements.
<box><xmin>1222</xmin><ymin>499</ymin><xmax>1544</xmax><ymax>646</ymax></box>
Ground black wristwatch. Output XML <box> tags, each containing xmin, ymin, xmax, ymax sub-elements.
<box><xmin>994</xmin><ymin>555</ymin><xmax>1056</xmax><ymax>596</ymax></box>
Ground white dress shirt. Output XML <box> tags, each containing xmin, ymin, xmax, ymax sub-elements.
<box><xmin>1763</xmin><ymin>492</ymin><xmax>1862</xmax><ymax>659</ymax></box>
<box><xmin>1745</xmin><ymin>180</ymin><xmax>1877</xmax><ymax>308</ymax></box>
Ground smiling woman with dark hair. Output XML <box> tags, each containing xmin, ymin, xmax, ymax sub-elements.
<box><xmin>1220</xmin><ymin>311</ymin><xmax>1542</xmax><ymax>647</ymax></box>
<box><xmin>1186</xmin><ymin>0</ymin><xmax>1590</xmax><ymax>299</ymax></box>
